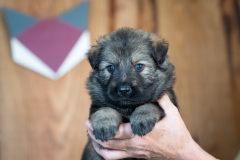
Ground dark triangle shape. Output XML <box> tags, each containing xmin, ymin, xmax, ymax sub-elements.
<box><xmin>58</xmin><ymin>1</ymin><xmax>89</xmax><ymax>30</ymax></box>
<box><xmin>2</xmin><ymin>7</ymin><xmax>38</xmax><ymax>37</ymax></box>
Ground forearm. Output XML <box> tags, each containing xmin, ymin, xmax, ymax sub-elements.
<box><xmin>145</xmin><ymin>130</ymin><xmax>217</xmax><ymax>160</ymax></box>
<box><xmin>178</xmin><ymin>141</ymin><xmax>217</xmax><ymax>160</ymax></box>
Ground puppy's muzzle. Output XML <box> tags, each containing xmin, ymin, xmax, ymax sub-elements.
<box><xmin>117</xmin><ymin>85</ymin><xmax>132</xmax><ymax>97</ymax></box>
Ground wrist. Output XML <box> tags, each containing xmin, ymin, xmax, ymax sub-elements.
<box><xmin>178</xmin><ymin>140</ymin><xmax>217</xmax><ymax>160</ymax></box>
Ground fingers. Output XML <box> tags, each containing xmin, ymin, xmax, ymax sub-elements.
<box><xmin>85</xmin><ymin>120</ymin><xmax>93</xmax><ymax>131</ymax></box>
<box><xmin>85</xmin><ymin>120</ymin><xmax>133</xmax><ymax>139</ymax></box>
<box><xmin>157</xmin><ymin>94</ymin><xmax>178</xmax><ymax>114</ymax></box>
<box><xmin>86</xmin><ymin>120</ymin><xmax>136</xmax><ymax>151</ymax></box>
<box><xmin>92</xmin><ymin>142</ymin><xmax>130</xmax><ymax>160</ymax></box>
<box><xmin>113</xmin><ymin>123</ymin><xmax>134</xmax><ymax>139</ymax></box>
<box><xmin>87</xmin><ymin>127</ymin><xmax>131</xmax><ymax>150</ymax></box>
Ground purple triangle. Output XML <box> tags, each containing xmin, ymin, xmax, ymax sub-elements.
<box><xmin>17</xmin><ymin>19</ymin><xmax>84</xmax><ymax>72</ymax></box>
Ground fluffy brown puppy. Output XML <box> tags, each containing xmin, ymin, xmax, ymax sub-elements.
<box><xmin>82</xmin><ymin>27</ymin><xmax>178</xmax><ymax>160</ymax></box>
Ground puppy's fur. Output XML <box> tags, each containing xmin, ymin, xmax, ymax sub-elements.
<box><xmin>82</xmin><ymin>28</ymin><xmax>178</xmax><ymax>160</ymax></box>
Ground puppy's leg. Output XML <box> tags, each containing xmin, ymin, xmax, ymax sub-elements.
<box><xmin>90</xmin><ymin>107</ymin><xmax>122</xmax><ymax>142</ymax></box>
<box><xmin>130</xmin><ymin>103</ymin><xmax>164</xmax><ymax>136</ymax></box>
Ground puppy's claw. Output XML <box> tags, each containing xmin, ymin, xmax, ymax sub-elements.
<box><xmin>131</xmin><ymin>116</ymin><xmax>156</xmax><ymax>136</ymax></box>
<box><xmin>92</xmin><ymin>124</ymin><xmax>119</xmax><ymax>142</ymax></box>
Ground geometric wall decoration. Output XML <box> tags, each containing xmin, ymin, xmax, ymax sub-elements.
<box><xmin>2</xmin><ymin>1</ymin><xmax>90</xmax><ymax>80</ymax></box>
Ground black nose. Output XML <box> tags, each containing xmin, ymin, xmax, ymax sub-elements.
<box><xmin>118</xmin><ymin>86</ymin><xmax>132</xmax><ymax>96</ymax></box>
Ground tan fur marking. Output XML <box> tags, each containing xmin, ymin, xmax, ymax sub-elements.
<box><xmin>141</xmin><ymin>67</ymin><xmax>150</xmax><ymax>75</ymax></box>
<box><xmin>132</xmin><ymin>80</ymin><xmax>138</xmax><ymax>86</ymax></box>
<box><xmin>104</xmin><ymin>52</ymin><xmax>119</xmax><ymax>64</ymax></box>
<box><xmin>111</xmin><ymin>81</ymin><xmax>117</xmax><ymax>88</ymax></box>
<box><xmin>89</xmin><ymin>45</ymin><xmax>98</xmax><ymax>53</ymax></box>
<box><xmin>149</xmin><ymin>33</ymin><xmax>168</xmax><ymax>52</ymax></box>
<box><xmin>99</xmin><ymin>61</ymin><xmax>111</xmax><ymax>70</ymax></box>
<box><xmin>139</xmin><ymin>87</ymin><xmax>143</xmax><ymax>92</ymax></box>
<box><xmin>90</xmin><ymin>107</ymin><xmax>122</xmax><ymax>124</ymax></box>
<box><xmin>131</xmin><ymin>51</ymin><xmax>155</xmax><ymax>68</ymax></box>
<box><xmin>103</xmin><ymin>70</ymin><xmax>111</xmax><ymax>78</ymax></box>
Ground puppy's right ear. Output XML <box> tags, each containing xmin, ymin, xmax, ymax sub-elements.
<box><xmin>87</xmin><ymin>45</ymin><xmax>101</xmax><ymax>70</ymax></box>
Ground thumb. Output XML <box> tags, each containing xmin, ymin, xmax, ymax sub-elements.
<box><xmin>157</xmin><ymin>94</ymin><xmax>176</xmax><ymax>113</ymax></box>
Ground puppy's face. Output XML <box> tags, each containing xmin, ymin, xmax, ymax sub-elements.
<box><xmin>87</xmin><ymin>28</ymin><xmax>172</xmax><ymax>107</ymax></box>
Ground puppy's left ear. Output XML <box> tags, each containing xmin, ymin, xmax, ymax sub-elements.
<box><xmin>87</xmin><ymin>45</ymin><xmax>101</xmax><ymax>70</ymax></box>
<box><xmin>149</xmin><ymin>33</ymin><xmax>169</xmax><ymax>66</ymax></box>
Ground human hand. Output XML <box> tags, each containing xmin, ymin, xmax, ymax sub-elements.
<box><xmin>85</xmin><ymin>94</ymin><xmax>217</xmax><ymax>160</ymax></box>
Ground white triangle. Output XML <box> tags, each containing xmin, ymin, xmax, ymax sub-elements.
<box><xmin>56</xmin><ymin>30</ymin><xmax>91</xmax><ymax>78</ymax></box>
<box><xmin>11</xmin><ymin>37</ymin><xmax>58</xmax><ymax>80</ymax></box>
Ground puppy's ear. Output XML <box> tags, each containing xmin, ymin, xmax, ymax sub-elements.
<box><xmin>87</xmin><ymin>45</ymin><xmax>101</xmax><ymax>70</ymax></box>
<box><xmin>149</xmin><ymin>33</ymin><xmax>169</xmax><ymax>66</ymax></box>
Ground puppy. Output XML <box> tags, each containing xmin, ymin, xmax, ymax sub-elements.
<box><xmin>82</xmin><ymin>27</ymin><xmax>178</xmax><ymax>160</ymax></box>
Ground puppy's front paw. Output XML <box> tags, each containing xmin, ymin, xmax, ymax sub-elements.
<box><xmin>92</xmin><ymin>120</ymin><xmax>119</xmax><ymax>142</ymax></box>
<box><xmin>90</xmin><ymin>107</ymin><xmax>122</xmax><ymax>142</ymax></box>
<box><xmin>130</xmin><ymin>114</ymin><xmax>156</xmax><ymax>136</ymax></box>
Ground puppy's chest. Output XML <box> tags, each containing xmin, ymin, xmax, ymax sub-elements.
<box><xmin>110</xmin><ymin>105</ymin><xmax>135</xmax><ymax>120</ymax></box>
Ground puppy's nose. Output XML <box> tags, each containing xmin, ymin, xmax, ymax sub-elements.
<box><xmin>118</xmin><ymin>86</ymin><xmax>132</xmax><ymax>96</ymax></box>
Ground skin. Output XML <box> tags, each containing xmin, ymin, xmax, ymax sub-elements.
<box><xmin>86</xmin><ymin>95</ymin><xmax>217</xmax><ymax>160</ymax></box>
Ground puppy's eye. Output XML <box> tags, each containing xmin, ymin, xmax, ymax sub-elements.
<box><xmin>136</xmin><ymin>63</ymin><xmax>144</xmax><ymax>72</ymax></box>
<box><xmin>107</xmin><ymin>65</ymin><xmax>115</xmax><ymax>72</ymax></box>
